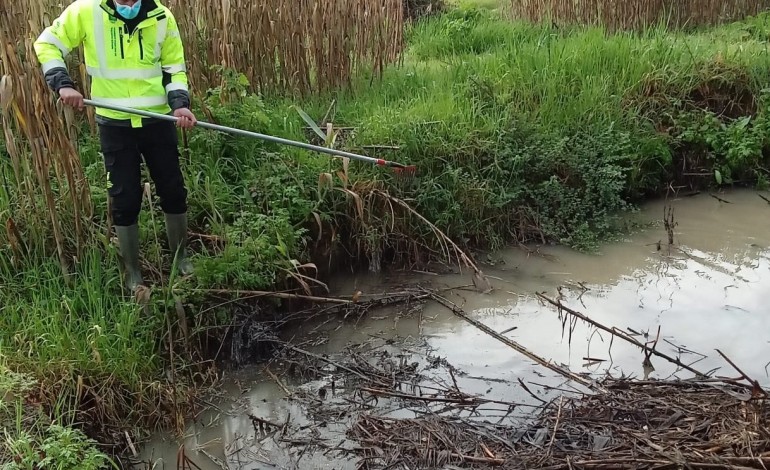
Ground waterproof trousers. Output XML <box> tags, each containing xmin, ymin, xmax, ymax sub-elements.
<box><xmin>98</xmin><ymin>120</ymin><xmax>188</xmax><ymax>226</ymax></box>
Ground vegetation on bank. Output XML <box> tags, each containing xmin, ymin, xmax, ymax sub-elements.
<box><xmin>3</xmin><ymin>0</ymin><xmax>770</xmax><ymax>466</ymax></box>
<box><xmin>188</xmin><ymin>4</ymin><xmax>770</xmax><ymax>254</ymax></box>
<box><xmin>0</xmin><ymin>363</ymin><xmax>113</xmax><ymax>469</ymax></box>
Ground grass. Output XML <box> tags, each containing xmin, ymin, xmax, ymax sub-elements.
<box><xmin>0</xmin><ymin>204</ymin><xmax>198</xmax><ymax>465</ymax></box>
<box><xmin>0</xmin><ymin>363</ymin><xmax>114</xmax><ymax>470</ymax></box>
<box><xmin>248</xmin><ymin>6</ymin><xmax>770</xmax><ymax>248</ymax></box>
<box><xmin>4</xmin><ymin>2</ymin><xmax>770</xmax><ymax>467</ymax></box>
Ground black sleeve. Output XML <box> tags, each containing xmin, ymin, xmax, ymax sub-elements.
<box><xmin>163</xmin><ymin>71</ymin><xmax>191</xmax><ymax>111</ymax></box>
<box><xmin>44</xmin><ymin>67</ymin><xmax>76</xmax><ymax>94</ymax></box>
<box><xmin>168</xmin><ymin>90</ymin><xmax>191</xmax><ymax>110</ymax></box>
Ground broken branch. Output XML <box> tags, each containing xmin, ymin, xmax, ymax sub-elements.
<box><xmin>536</xmin><ymin>293</ymin><xmax>711</xmax><ymax>379</ymax></box>
<box><xmin>429</xmin><ymin>291</ymin><xmax>604</xmax><ymax>392</ymax></box>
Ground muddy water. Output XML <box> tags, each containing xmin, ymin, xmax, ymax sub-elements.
<box><xmin>135</xmin><ymin>189</ymin><xmax>770</xmax><ymax>469</ymax></box>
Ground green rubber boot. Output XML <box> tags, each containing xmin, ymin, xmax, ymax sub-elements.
<box><xmin>115</xmin><ymin>224</ymin><xmax>145</xmax><ymax>292</ymax></box>
<box><xmin>165</xmin><ymin>212</ymin><xmax>194</xmax><ymax>276</ymax></box>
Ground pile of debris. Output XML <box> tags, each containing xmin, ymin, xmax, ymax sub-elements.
<box><xmin>181</xmin><ymin>289</ymin><xmax>770</xmax><ymax>470</ymax></box>
<box><xmin>349</xmin><ymin>376</ymin><xmax>769</xmax><ymax>469</ymax></box>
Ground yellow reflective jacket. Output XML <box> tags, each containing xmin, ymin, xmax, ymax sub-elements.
<box><xmin>34</xmin><ymin>0</ymin><xmax>190</xmax><ymax>128</ymax></box>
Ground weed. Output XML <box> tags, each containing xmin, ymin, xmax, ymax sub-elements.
<box><xmin>0</xmin><ymin>363</ymin><xmax>115</xmax><ymax>469</ymax></box>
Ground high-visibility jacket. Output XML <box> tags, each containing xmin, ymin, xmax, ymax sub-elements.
<box><xmin>33</xmin><ymin>0</ymin><xmax>190</xmax><ymax>128</ymax></box>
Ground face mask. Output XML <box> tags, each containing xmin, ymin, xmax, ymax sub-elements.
<box><xmin>116</xmin><ymin>0</ymin><xmax>142</xmax><ymax>20</ymax></box>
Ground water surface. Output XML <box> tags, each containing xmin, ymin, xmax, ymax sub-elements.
<box><xmin>136</xmin><ymin>189</ymin><xmax>770</xmax><ymax>469</ymax></box>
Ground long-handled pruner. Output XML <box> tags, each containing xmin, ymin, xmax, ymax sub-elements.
<box><xmin>81</xmin><ymin>98</ymin><xmax>417</xmax><ymax>177</ymax></box>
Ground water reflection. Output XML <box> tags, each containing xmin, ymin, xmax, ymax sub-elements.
<box><xmin>136</xmin><ymin>189</ymin><xmax>770</xmax><ymax>468</ymax></box>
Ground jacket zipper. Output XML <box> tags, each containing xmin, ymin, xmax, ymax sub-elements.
<box><xmin>138</xmin><ymin>30</ymin><xmax>144</xmax><ymax>60</ymax></box>
<box><xmin>119</xmin><ymin>27</ymin><xmax>125</xmax><ymax>59</ymax></box>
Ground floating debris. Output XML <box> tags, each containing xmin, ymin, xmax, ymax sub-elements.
<box><xmin>347</xmin><ymin>376</ymin><xmax>769</xmax><ymax>469</ymax></box>
<box><xmin>172</xmin><ymin>288</ymin><xmax>770</xmax><ymax>470</ymax></box>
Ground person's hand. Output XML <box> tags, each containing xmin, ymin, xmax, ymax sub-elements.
<box><xmin>173</xmin><ymin>108</ymin><xmax>197</xmax><ymax>129</ymax></box>
<box><xmin>58</xmin><ymin>87</ymin><xmax>84</xmax><ymax>111</ymax></box>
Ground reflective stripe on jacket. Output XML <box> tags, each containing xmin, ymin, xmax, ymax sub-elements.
<box><xmin>33</xmin><ymin>0</ymin><xmax>190</xmax><ymax>128</ymax></box>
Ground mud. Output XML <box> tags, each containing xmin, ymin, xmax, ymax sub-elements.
<box><xmin>132</xmin><ymin>189</ymin><xmax>770</xmax><ymax>469</ymax></box>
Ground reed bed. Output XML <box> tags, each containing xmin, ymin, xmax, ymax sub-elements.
<box><xmin>347</xmin><ymin>378</ymin><xmax>770</xmax><ymax>469</ymax></box>
<box><xmin>4</xmin><ymin>0</ymin><xmax>404</xmax><ymax>96</ymax></box>
<box><xmin>0</xmin><ymin>2</ymin><xmax>93</xmax><ymax>278</ymax></box>
<box><xmin>509</xmin><ymin>0</ymin><xmax>770</xmax><ymax>31</ymax></box>
<box><xmin>232</xmin><ymin>293</ymin><xmax>770</xmax><ymax>470</ymax></box>
<box><xmin>170</xmin><ymin>0</ymin><xmax>404</xmax><ymax>97</ymax></box>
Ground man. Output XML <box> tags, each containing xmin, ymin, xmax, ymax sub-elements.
<box><xmin>34</xmin><ymin>0</ymin><xmax>197</xmax><ymax>292</ymax></box>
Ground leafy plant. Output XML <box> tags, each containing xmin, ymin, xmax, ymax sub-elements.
<box><xmin>4</xmin><ymin>426</ymin><xmax>112</xmax><ymax>470</ymax></box>
<box><xmin>670</xmin><ymin>103</ymin><xmax>769</xmax><ymax>186</ymax></box>
<box><xmin>192</xmin><ymin>208</ymin><xmax>308</xmax><ymax>291</ymax></box>
<box><xmin>0</xmin><ymin>366</ymin><xmax>114</xmax><ymax>470</ymax></box>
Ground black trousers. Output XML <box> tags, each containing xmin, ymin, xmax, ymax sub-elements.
<box><xmin>98</xmin><ymin>120</ymin><xmax>188</xmax><ymax>226</ymax></box>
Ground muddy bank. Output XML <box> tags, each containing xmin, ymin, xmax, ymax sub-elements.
<box><xmin>129</xmin><ymin>189</ymin><xmax>770</xmax><ymax>469</ymax></box>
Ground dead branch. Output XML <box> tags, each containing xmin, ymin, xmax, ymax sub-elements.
<box><xmin>716</xmin><ymin>349</ymin><xmax>768</xmax><ymax>398</ymax></box>
<box><xmin>359</xmin><ymin>386</ymin><xmax>526</xmax><ymax>408</ymax></box>
<box><xmin>536</xmin><ymin>293</ymin><xmax>711</xmax><ymax>379</ymax></box>
<box><xmin>710</xmin><ymin>193</ymin><xmax>733</xmax><ymax>204</ymax></box>
<box><xmin>196</xmin><ymin>288</ymin><xmax>352</xmax><ymax>304</ymax></box>
<box><xmin>428</xmin><ymin>291</ymin><xmax>604</xmax><ymax>392</ymax></box>
<box><xmin>264</xmin><ymin>366</ymin><xmax>292</xmax><ymax>396</ymax></box>
<box><xmin>360</xmin><ymin>386</ymin><xmax>480</xmax><ymax>405</ymax></box>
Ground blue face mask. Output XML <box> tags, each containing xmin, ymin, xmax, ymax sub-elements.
<box><xmin>116</xmin><ymin>0</ymin><xmax>142</xmax><ymax>20</ymax></box>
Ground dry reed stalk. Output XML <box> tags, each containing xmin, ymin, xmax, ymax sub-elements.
<box><xmin>0</xmin><ymin>1</ymin><xmax>93</xmax><ymax>276</ymax></box>
<box><xmin>5</xmin><ymin>0</ymin><xmax>405</xmax><ymax>99</ymax></box>
<box><xmin>509</xmin><ymin>0</ymin><xmax>770</xmax><ymax>31</ymax></box>
<box><xmin>348</xmin><ymin>378</ymin><xmax>770</xmax><ymax>469</ymax></box>
<box><xmin>167</xmin><ymin>0</ymin><xmax>404</xmax><ymax>97</ymax></box>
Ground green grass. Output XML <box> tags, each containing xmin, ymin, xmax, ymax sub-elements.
<box><xmin>0</xmin><ymin>249</ymin><xmax>165</xmax><ymax>393</ymax></box>
<box><xmin>0</xmin><ymin>363</ymin><xmax>114</xmax><ymax>469</ymax></box>
<box><xmin>248</xmin><ymin>6</ymin><xmax>770</xmax><ymax>248</ymax></box>
<box><xmin>0</xmin><ymin>213</ymin><xmax>193</xmax><ymax>465</ymax></box>
<box><xmin>3</xmin><ymin>3</ymin><xmax>770</xmax><ymax>466</ymax></box>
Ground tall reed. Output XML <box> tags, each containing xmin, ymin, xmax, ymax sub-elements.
<box><xmin>509</xmin><ymin>0</ymin><xmax>770</xmax><ymax>31</ymax></box>
<box><xmin>0</xmin><ymin>1</ymin><xmax>93</xmax><ymax>279</ymax></box>
<box><xmin>170</xmin><ymin>0</ymin><xmax>405</xmax><ymax>96</ymax></box>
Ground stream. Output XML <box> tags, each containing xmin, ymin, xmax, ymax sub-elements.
<box><xmin>134</xmin><ymin>189</ymin><xmax>770</xmax><ymax>469</ymax></box>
